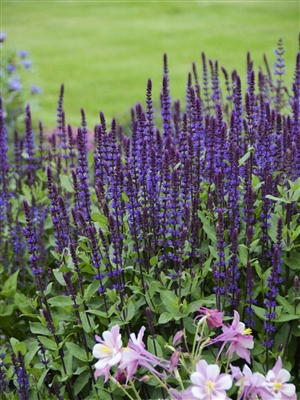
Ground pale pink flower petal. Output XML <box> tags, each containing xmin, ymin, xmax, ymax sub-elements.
<box><xmin>277</xmin><ymin>369</ymin><xmax>291</xmax><ymax>383</ymax></box>
<box><xmin>191</xmin><ymin>386</ymin><xmax>208</xmax><ymax>399</ymax></box>
<box><xmin>265</xmin><ymin>357</ymin><xmax>296</xmax><ymax>400</ymax></box>
<box><xmin>215</xmin><ymin>374</ymin><xmax>233</xmax><ymax>390</ymax></box>
<box><xmin>189</xmin><ymin>359</ymin><xmax>232</xmax><ymax>400</ymax></box>
<box><xmin>92</xmin><ymin>325</ymin><xmax>123</xmax><ymax>382</ymax></box>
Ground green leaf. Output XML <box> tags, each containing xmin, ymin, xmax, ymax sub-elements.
<box><xmin>80</xmin><ymin>311</ymin><xmax>93</xmax><ymax>333</ymax></box>
<box><xmin>158</xmin><ymin>312</ymin><xmax>173</xmax><ymax>324</ymax></box>
<box><xmin>37</xmin><ymin>369</ymin><xmax>49</xmax><ymax>391</ymax></box>
<box><xmin>203</xmin><ymin>224</ymin><xmax>217</xmax><ymax>243</ymax></box>
<box><xmin>239</xmin><ymin>245</ymin><xmax>248</xmax><ymax>266</ymax></box>
<box><xmin>208</xmin><ymin>245</ymin><xmax>218</xmax><ymax>260</ymax></box>
<box><xmin>124</xmin><ymin>301</ymin><xmax>135</xmax><ymax>322</ymax></box>
<box><xmin>239</xmin><ymin>147</ymin><xmax>255</xmax><ymax>167</ymax></box>
<box><xmin>1</xmin><ymin>270</ymin><xmax>20</xmax><ymax>297</ymax></box>
<box><xmin>268</xmin><ymin>213</ymin><xmax>279</xmax><ymax>244</ymax></box>
<box><xmin>252</xmin><ymin>306</ymin><xmax>268</xmax><ymax>321</ymax></box>
<box><xmin>91</xmin><ymin>212</ymin><xmax>108</xmax><ymax>226</ymax></box>
<box><xmin>60</xmin><ymin>174</ymin><xmax>74</xmax><ymax>193</ymax></box>
<box><xmin>0</xmin><ymin>303</ymin><xmax>14</xmax><ymax>316</ymax></box>
<box><xmin>24</xmin><ymin>342</ymin><xmax>40</xmax><ymax>365</ymax></box>
<box><xmin>282</xmin><ymin>252</ymin><xmax>300</xmax><ymax>271</ymax></box>
<box><xmin>147</xmin><ymin>337</ymin><xmax>163</xmax><ymax>358</ymax></box>
<box><xmin>22</xmin><ymin>186</ymin><xmax>32</xmax><ymax>204</ymax></box>
<box><xmin>65</xmin><ymin>342</ymin><xmax>88</xmax><ymax>362</ymax></box>
<box><xmin>53</xmin><ymin>269</ymin><xmax>67</xmax><ymax>286</ymax></box>
<box><xmin>47</xmin><ymin>296</ymin><xmax>74</xmax><ymax>307</ymax></box>
<box><xmin>38</xmin><ymin>336</ymin><xmax>58</xmax><ymax>351</ymax></box>
<box><xmin>150</xmin><ymin>255</ymin><xmax>158</xmax><ymax>266</ymax></box>
<box><xmin>29</xmin><ymin>322</ymin><xmax>51</xmax><ymax>336</ymax></box>
<box><xmin>10</xmin><ymin>338</ymin><xmax>26</xmax><ymax>356</ymax></box>
<box><xmin>121</xmin><ymin>192</ymin><xmax>130</xmax><ymax>202</ymax></box>
<box><xmin>94</xmin><ymin>387</ymin><xmax>111</xmax><ymax>400</ymax></box>
<box><xmin>65</xmin><ymin>349</ymin><xmax>73</xmax><ymax>375</ymax></box>
<box><xmin>276</xmin><ymin>295</ymin><xmax>294</xmax><ymax>315</ymax></box>
<box><xmin>84</xmin><ymin>280</ymin><xmax>99</xmax><ymax>300</ymax></box>
<box><xmin>250</xmin><ymin>239</ymin><xmax>260</xmax><ymax>253</ymax></box>
<box><xmin>45</xmin><ymin>282</ymin><xmax>53</xmax><ymax>296</ymax></box>
<box><xmin>74</xmin><ymin>370</ymin><xmax>90</xmax><ymax>395</ymax></box>
<box><xmin>265</xmin><ymin>195</ymin><xmax>290</xmax><ymax>204</ymax></box>
<box><xmin>275</xmin><ymin>314</ymin><xmax>300</xmax><ymax>322</ymax></box>
<box><xmin>160</xmin><ymin>290</ymin><xmax>179</xmax><ymax>314</ymax></box>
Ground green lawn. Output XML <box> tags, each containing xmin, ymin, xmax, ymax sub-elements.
<box><xmin>2</xmin><ymin>0</ymin><xmax>299</xmax><ymax>131</ymax></box>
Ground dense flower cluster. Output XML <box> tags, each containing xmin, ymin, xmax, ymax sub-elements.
<box><xmin>0</xmin><ymin>38</ymin><xmax>299</xmax><ymax>398</ymax></box>
<box><xmin>92</xmin><ymin>314</ymin><xmax>296</xmax><ymax>400</ymax></box>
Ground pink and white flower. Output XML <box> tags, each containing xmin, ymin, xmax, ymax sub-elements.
<box><xmin>235</xmin><ymin>364</ymin><xmax>270</xmax><ymax>399</ymax></box>
<box><xmin>120</xmin><ymin>326</ymin><xmax>170</xmax><ymax>380</ymax></box>
<box><xmin>264</xmin><ymin>357</ymin><xmax>296</xmax><ymax>400</ymax></box>
<box><xmin>93</xmin><ymin>325</ymin><xmax>123</xmax><ymax>382</ymax></box>
<box><xmin>187</xmin><ymin>359</ymin><xmax>232</xmax><ymax>400</ymax></box>
<box><xmin>195</xmin><ymin>307</ymin><xmax>224</xmax><ymax>329</ymax></box>
<box><xmin>211</xmin><ymin>310</ymin><xmax>254</xmax><ymax>363</ymax></box>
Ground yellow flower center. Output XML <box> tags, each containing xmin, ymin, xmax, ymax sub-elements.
<box><xmin>205</xmin><ymin>380</ymin><xmax>215</xmax><ymax>394</ymax></box>
<box><xmin>99</xmin><ymin>344</ymin><xmax>113</xmax><ymax>355</ymax></box>
<box><xmin>243</xmin><ymin>328</ymin><xmax>252</xmax><ymax>335</ymax></box>
<box><xmin>273</xmin><ymin>381</ymin><xmax>282</xmax><ymax>392</ymax></box>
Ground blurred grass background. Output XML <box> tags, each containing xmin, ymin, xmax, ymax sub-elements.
<box><xmin>2</xmin><ymin>0</ymin><xmax>299</xmax><ymax>131</ymax></box>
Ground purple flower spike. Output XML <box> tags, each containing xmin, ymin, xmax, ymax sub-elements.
<box><xmin>23</xmin><ymin>199</ymin><xmax>43</xmax><ymax>278</ymax></box>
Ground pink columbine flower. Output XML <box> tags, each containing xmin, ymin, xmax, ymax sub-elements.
<box><xmin>119</xmin><ymin>326</ymin><xmax>170</xmax><ymax>380</ymax></box>
<box><xmin>264</xmin><ymin>357</ymin><xmax>296</xmax><ymax>400</ymax></box>
<box><xmin>187</xmin><ymin>359</ymin><xmax>232</xmax><ymax>400</ymax></box>
<box><xmin>235</xmin><ymin>364</ymin><xmax>270</xmax><ymax>399</ymax></box>
<box><xmin>93</xmin><ymin>325</ymin><xmax>123</xmax><ymax>382</ymax></box>
<box><xmin>195</xmin><ymin>306</ymin><xmax>224</xmax><ymax>329</ymax></box>
<box><xmin>210</xmin><ymin>310</ymin><xmax>254</xmax><ymax>363</ymax></box>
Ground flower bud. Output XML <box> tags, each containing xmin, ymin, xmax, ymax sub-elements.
<box><xmin>172</xmin><ymin>330</ymin><xmax>184</xmax><ymax>345</ymax></box>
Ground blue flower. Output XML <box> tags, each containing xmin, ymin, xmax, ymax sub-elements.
<box><xmin>7</xmin><ymin>64</ymin><xmax>17</xmax><ymax>73</ymax></box>
<box><xmin>17</xmin><ymin>50</ymin><xmax>29</xmax><ymax>58</ymax></box>
<box><xmin>9</xmin><ymin>78</ymin><xmax>22</xmax><ymax>91</ymax></box>
<box><xmin>31</xmin><ymin>85</ymin><xmax>43</xmax><ymax>94</ymax></box>
<box><xmin>0</xmin><ymin>32</ymin><xmax>7</xmax><ymax>43</ymax></box>
<box><xmin>21</xmin><ymin>59</ymin><xmax>33</xmax><ymax>69</ymax></box>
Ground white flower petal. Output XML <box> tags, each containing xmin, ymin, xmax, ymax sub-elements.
<box><xmin>277</xmin><ymin>369</ymin><xmax>290</xmax><ymax>383</ymax></box>
<box><xmin>206</xmin><ymin>364</ymin><xmax>220</xmax><ymax>381</ymax></box>
<box><xmin>95</xmin><ymin>358</ymin><xmax>109</xmax><ymax>370</ymax></box>
<box><xmin>211</xmin><ymin>390</ymin><xmax>227</xmax><ymax>400</ymax></box>
<box><xmin>216</xmin><ymin>374</ymin><xmax>232</xmax><ymax>391</ymax></box>
<box><xmin>281</xmin><ymin>383</ymin><xmax>296</xmax><ymax>397</ymax></box>
<box><xmin>102</xmin><ymin>331</ymin><xmax>115</xmax><ymax>347</ymax></box>
<box><xmin>191</xmin><ymin>372</ymin><xmax>206</xmax><ymax>387</ymax></box>
<box><xmin>108</xmin><ymin>352</ymin><xmax>122</xmax><ymax>366</ymax></box>
<box><xmin>191</xmin><ymin>386</ymin><xmax>207</xmax><ymax>399</ymax></box>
